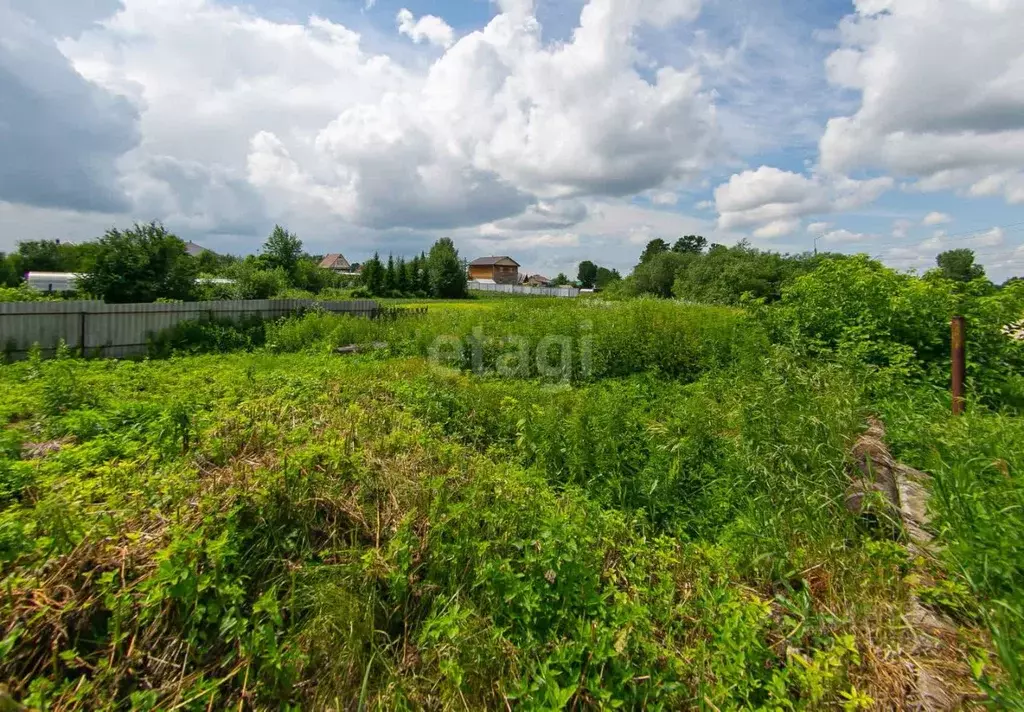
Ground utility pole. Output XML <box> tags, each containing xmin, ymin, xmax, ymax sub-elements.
<box><xmin>813</xmin><ymin>235</ymin><xmax>821</xmax><ymax>256</ymax></box>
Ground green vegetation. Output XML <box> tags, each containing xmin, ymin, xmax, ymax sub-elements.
<box><xmin>1</xmin><ymin>247</ymin><xmax>1023</xmax><ymax>709</ymax></box>
<box><xmin>79</xmin><ymin>223</ymin><xmax>199</xmax><ymax>304</ymax></box>
<box><xmin>0</xmin><ymin>224</ymin><xmax>479</xmax><ymax>304</ymax></box>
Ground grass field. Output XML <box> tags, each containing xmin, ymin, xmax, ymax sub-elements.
<box><xmin>1</xmin><ymin>297</ymin><xmax>1021</xmax><ymax>710</ymax></box>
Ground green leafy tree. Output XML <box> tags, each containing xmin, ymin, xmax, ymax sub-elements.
<box><xmin>552</xmin><ymin>273</ymin><xmax>570</xmax><ymax>286</ymax></box>
<box><xmin>639</xmin><ymin>238</ymin><xmax>669</xmax><ymax>263</ymax></box>
<box><xmin>595</xmin><ymin>267</ymin><xmax>621</xmax><ymax>289</ymax></box>
<box><xmin>427</xmin><ymin>238</ymin><xmax>468</xmax><ymax>298</ymax></box>
<box><xmin>261</xmin><ymin>226</ymin><xmax>303</xmax><ymax>277</ymax></box>
<box><xmin>672</xmin><ymin>235</ymin><xmax>707</xmax><ymax>254</ymax></box>
<box><xmin>0</xmin><ymin>252</ymin><xmax>20</xmax><ymax>287</ymax></box>
<box><xmin>16</xmin><ymin>240</ymin><xmax>64</xmax><ymax>272</ymax></box>
<box><xmin>936</xmin><ymin>248</ymin><xmax>986</xmax><ymax>283</ymax></box>
<box><xmin>671</xmin><ymin>242</ymin><xmax>821</xmax><ymax>304</ymax></box>
<box><xmin>633</xmin><ymin>251</ymin><xmax>692</xmax><ymax>298</ymax></box>
<box><xmin>293</xmin><ymin>258</ymin><xmax>332</xmax><ymax>294</ymax></box>
<box><xmin>79</xmin><ymin>223</ymin><xmax>198</xmax><ymax>303</ymax></box>
<box><xmin>194</xmin><ymin>249</ymin><xmax>234</xmax><ymax>276</ymax></box>
<box><xmin>577</xmin><ymin>261</ymin><xmax>599</xmax><ymax>288</ymax></box>
<box><xmin>230</xmin><ymin>260</ymin><xmax>288</xmax><ymax>299</ymax></box>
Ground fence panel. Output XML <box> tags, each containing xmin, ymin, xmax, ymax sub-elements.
<box><xmin>467</xmin><ymin>281</ymin><xmax>579</xmax><ymax>298</ymax></box>
<box><xmin>0</xmin><ymin>299</ymin><xmax>378</xmax><ymax>359</ymax></box>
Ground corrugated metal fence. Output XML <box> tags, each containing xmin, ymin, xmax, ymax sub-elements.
<box><xmin>0</xmin><ymin>299</ymin><xmax>378</xmax><ymax>359</ymax></box>
<box><xmin>468</xmin><ymin>281</ymin><xmax>580</xmax><ymax>298</ymax></box>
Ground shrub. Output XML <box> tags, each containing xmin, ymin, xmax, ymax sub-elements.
<box><xmin>147</xmin><ymin>316</ymin><xmax>267</xmax><ymax>357</ymax></box>
<box><xmin>762</xmin><ymin>256</ymin><xmax>1024</xmax><ymax>408</ymax></box>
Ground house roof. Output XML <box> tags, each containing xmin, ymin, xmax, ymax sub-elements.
<box><xmin>319</xmin><ymin>253</ymin><xmax>351</xmax><ymax>270</ymax></box>
<box><xmin>527</xmin><ymin>274</ymin><xmax>550</xmax><ymax>283</ymax></box>
<box><xmin>185</xmin><ymin>241</ymin><xmax>211</xmax><ymax>257</ymax></box>
<box><xmin>469</xmin><ymin>256</ymin><xmax>520</xmax><ymax>267</ymax></box>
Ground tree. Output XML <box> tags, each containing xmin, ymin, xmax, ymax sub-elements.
<box><xmin>577</xmin><ymin>260</ymin><xmax>599</xmax><ymax>288</ymax></box>
<box><xmin>293</xmin><ymin>258</ymin><xmax>331</xmax><ymax>293</ymax></box>
<box><xmin>406</xmin><ymin>256</ymin><xmax>421</xmax><ymax>295</ymax></box>
<box><xmin>595</xmin><ymin>267</ymin><xmax>621</xmax><ymax>289</ymax></box>
<box><xmin>552</xmin><ymin>273</ymin><xmax>570</xmax><ymax>286</ymax></box>
<box><xmin>639</xmin><ymin>238</ymin><xmax>669</xmax><ymax>263</ymax></box>
<box><xmin>16</xmin><ymin>240</ymin><xmax>64</xmax><ymax>272</ymax></box>
<box><xmin>194</xmin><ymin>249</ymin><xmax>230</xmax><ymax>276</ymax></box>
<box><xmin>78</xmin><ymin>223</ymin><xmax>198</xmax><ymax>303</ymax></box>
<box><xmin>0</xmin><ymin>253</ymin><xmax>20</xmax><ymax>287</ymax></box>
<box><xmin>417</xmin><ymin>251</ymin><xmax>431</xmax><ymax>293</ymax></box>
<box><xmin>395</xmin><ymin>256</ymin><xmax>408</xmax><ymax>294</ymax></box>
<box><xmin>633</xmin><ymin>251</ymin><xmax>692</xmax><ymax>298</ymax></box>
<box><xmin>672</xmin><ymin>235</ymin><xmax>707</xmax><ymax>254</ymax></box>
<box><xmin>362</xmin><ymin>253</ymin><xmax>384</xmax><ymax>295</ymax></box>
<box><xmin>384</xmin><ymin>255</ymin><xmax>397</xmax><ymax>293</ymax></box>
<box><xmin>936</xmin><ymin>248</ymin><xmax>985</xmax><ymax>283</ymax></box>
<box><xmin>231</xmin><ymin>261</ymin><xmax>288</xmax><ymax>299</ymax></box>
<box><xmin>427</xmin><ymin>238</ymin><xmax>468</xmax><ymax>298</ymax></box>
<box><xmin>261</xmin><ymin>226</ymin><xmax>303</xmax><ymax>276</ymax></box>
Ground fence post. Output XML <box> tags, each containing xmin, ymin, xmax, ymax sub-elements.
<box><xmin>951</xmin><ymin>315</ymin><xmax>965</xmax><ymax>415</ymax></box>
<box><xmin>80</xmin><ymin>311</ymin><xmax>87</xmax><ymax>357</ymax></box>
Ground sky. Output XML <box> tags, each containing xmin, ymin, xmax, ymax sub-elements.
<box><xmin>1</xmin><ymin>0</ymin><xmax>1023</xmax><ymax>281</ymax></box>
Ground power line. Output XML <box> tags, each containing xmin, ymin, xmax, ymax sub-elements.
<box><xmin>890</xmin><ymin>220</ymin><xmax>1024</xmax><ymax>250</ymax></box>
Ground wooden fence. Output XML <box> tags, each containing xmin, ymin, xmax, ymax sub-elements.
<box><xmin>0</xmin><ymin>299</ymin><xmax>378</xmax><ymax>359</ymax></box>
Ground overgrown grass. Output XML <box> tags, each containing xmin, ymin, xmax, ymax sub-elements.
<box><xmin>0</xmin><ymin>295</ymin><xmax>1019</xmax><ymax>709</ymax></box>
<box><xmin>880</xmin><ymin>392</ymin><xmax>1024</xmax><ymax>707</ymax></box>
<box><xmin>265</xmin><ymin>298</ymin><xmax>766</xmax><ymax>383</ymax></box>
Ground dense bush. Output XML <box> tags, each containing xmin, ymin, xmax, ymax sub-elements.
<box><xmin>622</xmin><ymin>240</ymin><xmax>827</xmax><ymax>304</ymax></box>
<box><xmin>0</xmin><ymin>284</ymin><xmax>63</xmax><ymax>302</ymax></box>
<box><xmin>761</xmin><ymin>256</ymin><xmax>1024</xmax><ymax>407</ymax></box>
<box><xmin>147</xmin><ymin>316</ymin><xmax>267</xmax><ymax>357</ymax></box>
<box><xmin>78</xmin><ymin>223</ymin><xmax>198</xmax><ymax>303</ymax></box>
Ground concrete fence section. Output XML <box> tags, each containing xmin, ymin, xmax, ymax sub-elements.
<box><xmin>0</xmin><ymin>299</ymin><xmax>378</xmax><ymax>359</ymax></box>
<box><xmin>468</xmin><ymin>281</ymin><xmax>580</xmax><ymax>298</ymax></box>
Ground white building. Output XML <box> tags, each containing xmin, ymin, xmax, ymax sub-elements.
<box><xmin>26</xmin><ymin>272</ymin><xmax>79</xmax><ymax>293</ymax></box>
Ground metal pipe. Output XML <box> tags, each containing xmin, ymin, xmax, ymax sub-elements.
<box><xmin>951</xmin><ymin>315</ymin><xmax>965</xmax><ymax>415</ymax></box>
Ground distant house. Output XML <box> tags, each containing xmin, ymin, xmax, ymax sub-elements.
<box><xmin>468</xmin><ymin>256</ymin><xmax>520</xmax><ymax>285</ymax></box>
<box><xmin>523</xmin><ymin>274</ymin><xmax>551</xmax><ymax>287</ymax></box>
<box><xmin>185</xmin><ymin>241</ymin><xmax>211</xmax><ymax>257</ymax></box>
<box><xmin>319</xmin><ymin>253</ymin><xmax>353</xmax><ymax>273</ymax></box>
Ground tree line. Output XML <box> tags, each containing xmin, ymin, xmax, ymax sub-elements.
<box><xmin>0</xmin><ymin>223</ymin><xmax>469</xmax><ymax>303</ymax></box>
<box><xmin>600</xmin><ymin>235</ymin><xmax>1020</xmax><ymax>304</ymax></box>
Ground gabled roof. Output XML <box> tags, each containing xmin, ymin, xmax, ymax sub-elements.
<box><xmin>319</xmin><ymin>253</ymin><xmax>351</xmax><ymax>270</ymax></box>
<box><xmin>469</xmin><ymin>255</ymin><xmax>520</xmax><ymax>267</ymax></box>
<box><xmin>185</xmin><ymin>241</ymin><xmax>211</xmax><ymax>257</ymax></box>
<box><xmin>526</xmin><ymin>274</ymin><xmax>550</xmax><ymax>283</ymax></box>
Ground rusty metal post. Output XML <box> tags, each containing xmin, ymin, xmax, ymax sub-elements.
<box><xmin>951</xmin><ymin>315</ymin><xmax>965</xmax><ymax>415</ymax></box>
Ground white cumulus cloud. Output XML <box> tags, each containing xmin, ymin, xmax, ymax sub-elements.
<box><xmin>61</xmin><ymin>0</ymin><xmax>719</xmax><ymax>236</ymax></box>
<box><xmin>819</xmin><ymin>0</ymin><xmax>1024</xmax><ymax>204</ymax></box>
<box><xmin>396</xmin><ymin>9</ymin><xmax>455</xmax><ymax>48</ymax></box>
<box><xmin>713</xmin><ymin>166</ymin><xmax>892</xmax><ymax>236</ymax></box>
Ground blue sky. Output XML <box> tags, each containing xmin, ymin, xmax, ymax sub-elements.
<box><xmin>1</xmin><ymin>0</ymin><xmax>1022</xmax><ymax>280</ymax></box>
